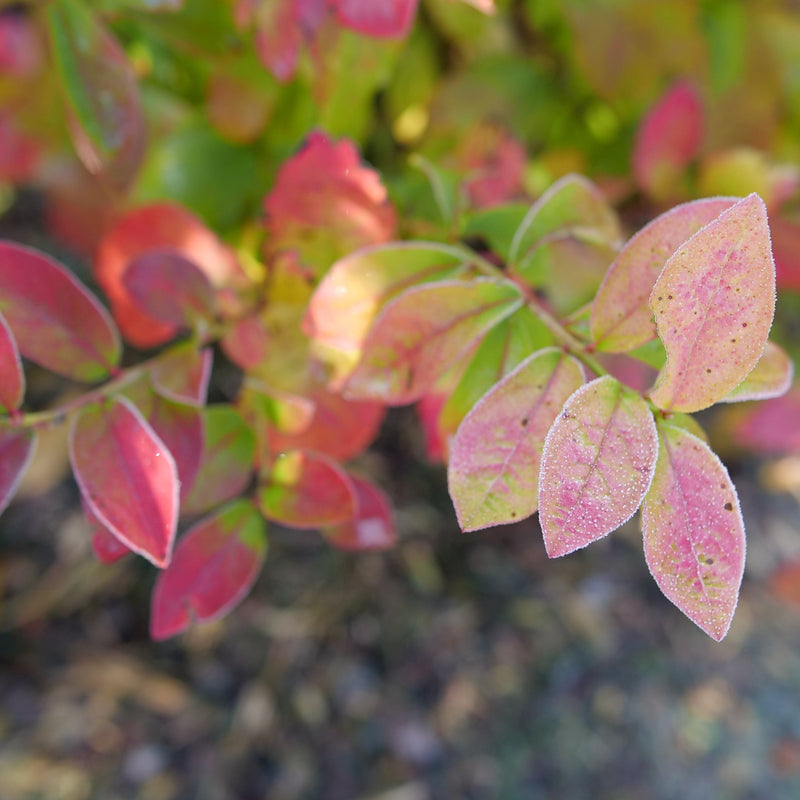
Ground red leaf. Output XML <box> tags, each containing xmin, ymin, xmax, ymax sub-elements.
<box><xmin>0</xmin><ymin>14</ymin><xmax>45</xmax><ymax>78</ymax></box>
<box><xmin>322</xmin><ymin>475</ymin><xmax>396</xmax><ymax>550</ymax></box>
<box><xmin>95</xmin><ymin>203</ymin><xmax>243</xmax><ymax>348</ymax></box>
<box><xmin>151</xmin><ymin>344</ymin><xmax>213</xmax><ymax>407</ymax></box>
<box><xmin>770</xmin><ymin>215</ymin><xmax>800</xmax><ymax>293</ymax></box>
<box><xmin>0</xmin><ymin>241</ymin><xmax>121</xmax><ymax>382</ymax></box>
<box><xmin>264</xmin><ymin>131</ymin><xmax>397</xmax><ymax>275</ymax></box>
<box><xmin>70</xmin><ymin>397</ymin><xmax>179</xmax><ymax>568</ymax></box>
<box><xmin>0</xmin><ymin>426</ymin><xmax>36</xmax><ymax>516</ymax></box>
<box><xmin>83</xmin><ymin>499</ymin><xmax>130</xmax><ymax>564</ymax></box>
<box><xmin>221</xmin><ymin>314</ymin><xmax>270</xmax><ymax>370</ymax></box>
<box><xmin>334</xmin><ymin>0</ymin><xmax>418</xmax><ymax>38</ymax></box>
<box><xmin>123</xmin><ymin>250</ymin><xmax>217</xmax><ymax>330</ymax></box>
<box><xmin>457</xmin><ymin>124</ymin><xmax>526</xmax><ymax>209</ymax></box>
<box><xmin>182</xmin><ymin>405</ymin><xmax>256</xmax><ymax>516</ymax></box>
<box><xmin>0</xmin><ymin>311</ymin><xmax>24</xmax><ymax>412</ymax></box>
<box><xmin>257</xmin><ymin>449</ymin><xmax>356</xmax><ymax>528</ymax></box>
<box><xmin>150</xmin><ymin>499</ymin><xmax>267</xmax><ymax>640</ymax></box>
<box><xmin>0</xmin><ymin>113</ymin><xmax>39</xmax><ymax>182</ymax></box>
<box><xmin>633</xmin><ymin>81</ymin><xmax>704</xmax><ymax>200</ymax></box>
<box><xmin>731</xmin><ymin>387</ymin><xmax>800</xmax><ymax>455</ymax></box>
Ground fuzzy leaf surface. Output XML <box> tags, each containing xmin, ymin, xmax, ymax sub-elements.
<box><xmin>345</xmin><ymin>278</ymin><xmax>522</xmax><ymax>404</ymax></box>
<box><xmin>539</xmin><ymin>376</ymin><xmax>658</xmax><ymax>557</ymax></box>
<box><xmin>0</xmin><ymin>426</ymin><xmax>36</xmax><ymax>517</ymax></box>
<box><xmin>642</xmin><ymin>422</ymin><xmax>745</xmax><ymax>641</ymax></box>
<box><xmin>123</xmin><ymin>250</ymin><xmax>217</xmax><ymax>329</ymax></box>
<box><xmin>0</xmin><ymin>241</ymin><xmax>120</xmax><ymax>382</ymax></box>
<box><xmin>70</xmin><ymin>397</ymin><xmax>178</xmax><ymax>568</ymax></box>
<box><xmin>649</xmin><ymin>193</ymin><xmax>776</xmax><ymax>412</ymax></box>
<box><xmin>150</xmin><ymin>500</ymin><xmax>267</xmax><ymax>640</ymax></box>
<box><xmin>182</xmin><ymin>406</ymin><xmax>255</xmax><ymax>516</ymax></box>
<box><xmin>719</xmin><ymin>341</ymin><xmax>793</xmax><ymax>403</ymax></box>
<box><xmin>591</xmin><ymin>197</ymin><xmax>739</xmax><ymax>352</ymax></box>
<box><xmin>322</xmin><ymin>475</ymin><xmax>397</xmax><ymax>551</ymax></box>
<box><xmin>0</xmin><ymin>311</ymin><xmax>23</xmax><ymax>412</ymax></box>
<box><xmin>449</xmin><ymin>348</ymin><xmax>584</xmax><ymax>532</ymax></box>
<box><xmin>257</xmin><ymin>449</ymin><xmax>356</xmax><ymax>528</ymax></box>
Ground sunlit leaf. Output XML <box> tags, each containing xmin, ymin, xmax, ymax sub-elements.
<box><xmin>123</xmin><ymin>250</ymin><xmax>217</xmax><ymax>330</ymax></box>
<box><xmin>632</xmin><ymin>80</ymin><xmax>704</xmax><ymax>200</ymax></box>
<box><xmin>46</xmin><ymin>0</ymin><xmax>145</xmax><ymax>191</ymax></box>
<box><xmin>649</xmin><ymin>193</ymin><xmax>776</xmax><ymax>412</ymax></box>
<box><xmin>539</xmin><ymin>376</ymin><xmax>658</xmax><ymax>557</ymax></box>
<box><xmin>642</xmin><ymin>422</ymin><xmax>745</xmax><ymax>641</ymax></box>
<box><xmin>0</xmin><ymin>241</ymin><xmax>121</xmax><ymax>382</ymax></box>
<box><xmin>182</xmin><ymin>405</ymin><xmax>256</xmax><ymax>516</ymax></box>
<box><xmin>0</xmin><ymin>426</ymin><xmax>36</xmax><ymax>517</ymax></box>
<box><xmin>334</xmin><ymin>0</ymin><xmax>419</xmax><ymax>38</ymax></box>
<box><xmin>150</xmin><ymin>499</ymin><xmax>267</xmax><ymax>640</ymax></box>
<box><xmin>719</xmin><ymin>341</ymin><xmax>793</xmax><ymax>403</ymax></box>
<box><xmin>449</xmin><ymin>348</ymin><xmax>584</xmax><ymax>532</ymax></box>
<box><xmin>95</xmin><ymin>202</ymin><xmax>243</xmax><ymax>348</ymax></box>
<box><xmin>257</xmin><ymin>449</ymin><xmax>356</xmax><ymax>528</ymax></box>
<box><xmin>509</xmin><ymin>173</ymin><xmax>621</xmax><ymax>267</ymax></box>
<box><xmin>151</xmin><ymin>344</ymin><xmax>213</xmax><ymax>407</ymax></box>
<box><xmin>0</xmin><ymin>311</ymin><xmax>24</xmax><ymax>412</ymax></box>
<box><xmin>345</xmin><ymin>278</ymin><xmax>523</xmax><ymax>404</ymax></box>
<box><xmin>70</xmin><ymin>397</ymin><xmax>179</xmax><ymax>568</ymax></box>
<box><xmin>591</xmin><ymin>197</ymin><xmax>739</xmax><ymax>352</ymax></box>
<box><xmin>322</xmin><ymin>474</ymin><xmax>396</xmax><ymax>550</ymax></box>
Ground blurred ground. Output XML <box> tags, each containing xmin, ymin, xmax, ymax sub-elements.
<box><xmin>3</xmin><ymin>407</ymin><xmax>800</xmax><ymax>800</ymax></box>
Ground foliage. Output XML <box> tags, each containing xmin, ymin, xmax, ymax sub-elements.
<box><xmin>0</xmin><ymin>0</ymin><xmax>798</xmax><ymax>642</ymax></box>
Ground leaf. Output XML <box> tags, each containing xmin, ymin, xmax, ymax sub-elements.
<box><xmin>0</xmin><ymin>241</ymin><xmax>121</xmax><ymax>382</ymax></box>
<box><xmin>509</xmin><ymin>174</ymin><xmax>621</xmax><ymax>267</ymax></box>
<box><xmin>267</xmin><ymin>383</ymin><xmax>385</xmax><ymax>461</ymax></box>
<box><xmin>334</xmin><ymin>0</ymin><xmax>419</xmax><ymax>38</ymax></box>
<box><xmin>591</xmin><ymin>197</ymin><xmax>739</xmax><ymax>352</ymax></box>
<box><xmin>632</xmin><ymin>81</ymin><xmax>704</xmax><ymax>200</ymax></box>
<box><xmin>182</xmin><ymin>405</ymin><xmax>256</xmax><ymax>516</ymax></box>
<box><xmin>641</xmin><ymin>422</ymin><xmax>745</xmax><ymax>641</ymax></box>
<box><xmin>70</xmin><ymin>397</ymin><xmax>179</xmax><ymax>568</ymax></box>
<box><xmin>150</xmin><ymin>499</ymin><xmax>267</xmax><ymax>640</ymax></box>
<box><xmin>257</xmin><ymin>449</ymin><xmax>356</xmax><ymax>528</ymax></box>
<box><xmin>83</xmin><ymin>499</ymin><xmax>130</xmax><ymax>564</ymax></box>
<box><xmin>344</xmin><ymin>278</ymin><xmax>523</xmax><ymax>404</ymax></box>
<box><xmin>539</xmin><ymin>376</ymin><xmax>658</xmax><ymax>558</ymax></box>
<box><xmin>729</xmin><ymin>387</ymin><xmax>800</xmax><ymax>455</ymax></box>
<box><xmin>322</xmin><ymin>475</ymin><xmax>396</xmax><ymax>550</ymax></box>
<box><xmin>221</xmin><ymin>314</ymin><xmax>270</xmax><ymax>370</ymax></box>
<box><xmin>151</xmin><ymin>344</ymin><xmax>213</xmax><ymax>407</ymax></box>
<box><xmin>449</xmin><ymin>348</ymin><xmax>585</xmax><ymax>532</ymax></box>
<box><xmin>305</xmin><ymin>241</ymin><xmax>470</xmax><ymax>376</ymax></box>
<box><xmin>264</xmin><ymin>131</ymin><xmax>397</xmax><ymax>276</ymax></box>
<box><xmin>0</xmin><ymin>311</ymin><xmax>24</xmax><ymax>412</ymax></box>
<box><xmin>649</xmin><ymin>193</ymin><xmax>776</xmax><ymax>412</ymax></box>
<box><xmin>95</xmin><ymin>202</ymin><xmax>243</xmax><ymax>349</ymax></box>
<box><xmin>45</xmin><ymin>0</ymin><xmax>145</xmax><ymax>191</ymax></box>
<box><xmin>719</xmin><ymin>341</ymin><xmax>793</xmax><ymax>403</ymax></box>
<box><xmin>123</xmin><ymin>250</ymin><xmax>217</xmax><ymax>330</ymax></box>
<box><xmin>0</xmin><ymin>426</ymin><xmax>36</xmax><ymax>517</ymax></box>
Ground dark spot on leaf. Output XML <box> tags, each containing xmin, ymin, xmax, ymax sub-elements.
<box><xmin>511</xmin><ymin>511</ymin><xmax>517</xmax><ymax>518</ymax></box>
<box><xmin>705</xmin><ymin>558</ymin><xmax>714</xmax><ymax>565</ymax></box>
<box><xmin>742</xmin><ymin>322</ymin><xmax>748</xmax><ymax>328</ymax></box>
<box><xmin>706</xmin><ymin>368</ymin><xmax>711</xmax><ymax>374</ymax></box>
<box><xmin>724</xmin><ymin>502</ymin><xmax>733</xmax><ymax>511</ymax></box>
<box><xmin>657</xmin><ymin>296</ymin><xmax>663</xmax><ymax>301</ymax></box>
<box><xmin>521</xmin><ymin>417</ymin><xmax>529</xmax><ymax>427</ymax></box>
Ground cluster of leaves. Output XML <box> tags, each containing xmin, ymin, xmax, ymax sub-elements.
<box><xmin>0</xmin><ymin>0</ymin><xmax>796</xmax><ymax>642</ymax></box>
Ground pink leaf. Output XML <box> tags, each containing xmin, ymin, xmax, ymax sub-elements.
<box><xmin>257</xmin><ymin>449</ymin><xmax>356</xmax><ymax>528</ymax></box>
<box><xmin>0</xmin><ymin>311</ymin><xmax>24</xmax><ymax>412</ymax></box>
<box><xmin>334</xmin><ymin>0</ymin><xmax>419</xmax><ymax>38</ymax></box>
<box><xmin>719</xmin><ymin>341</ymin><xmax>793</xmax><ymax>403</ymax></box>
<box><xmin>344</xmin><ymin>279</ymin><xmax>523</xmax><ymax>405</ymax></box>
<box><xmin>0</xmin><ymin>426</ymin><xmax>36</xmax><ymax>516</ymax></box>
<box><xmin>632</xmin><ymin>81</ymin><xmax>704</xmax><ymax>200</ymax></box>
<box><xmin>150</xmin><ymin>499</ymin><xmax>267</xmax><ymax>640</ymax></box>
<box><xmin>730</xmin><ymin>387</ymin><xmax>800</xmax><ymax>455</ymax></box>
<box><xmin>449</xmin><ymin>348</ymin><xmax>584</xmax><ymax>532</ymax></box>
<box><xmin>83</xmin><ymin>499</ymin><xmax>130</xmax><ymax>564</ymax></box>
<box><xmin>123</xmin><ymin>250</ymin><xmax>217</xmax><ymax>329</ymax></box>
<box><xmin>642</xmin><ymin>422</ymin><xmax>745</xmax><ymax>641</ymax></box>
<box><xmin>182</xmin><ymin>405</ymin><xmax>256</xmax><ymax>516</ymax></box>
<box><xmin>0</xmin><ymin>241</ymin><xmax>121</xmax><ymax>382</ymax></box>
<box><xmin>264</xmin><ymin>131</ymin><xmax>397</xmax><ymax>276</ymax></box>
<box><xmin>70</xmin><ymin>397</ymin><xmax>179</xmax><ymax>568</ymax></box>
<box><xmin>591</xmin><ymin>197</ymin><xmax>739</xmax><ymax>352</ymax></box>
<box><xmin>322</xmin><ymin>475</ymin><xmax>396</xmax><ymax>550</ymax></box>
<box><xmin>649</xmin><ymin>194</ymin><xmax>776</xmax><ymax>412</ymax></box>
<box><xmin>539</xmin><ymin>376</ymin><xmax>658</xmax><ymax>558</ymax></box>
<box><xmin>151</xmin><ymin>344</ymin><xmax>213</xmax><ymax>407</ymax></box>
<box><xmin>221</xmin><ymin>314</ymin><xmax>270</xmax><ymax>370</ymax></box>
